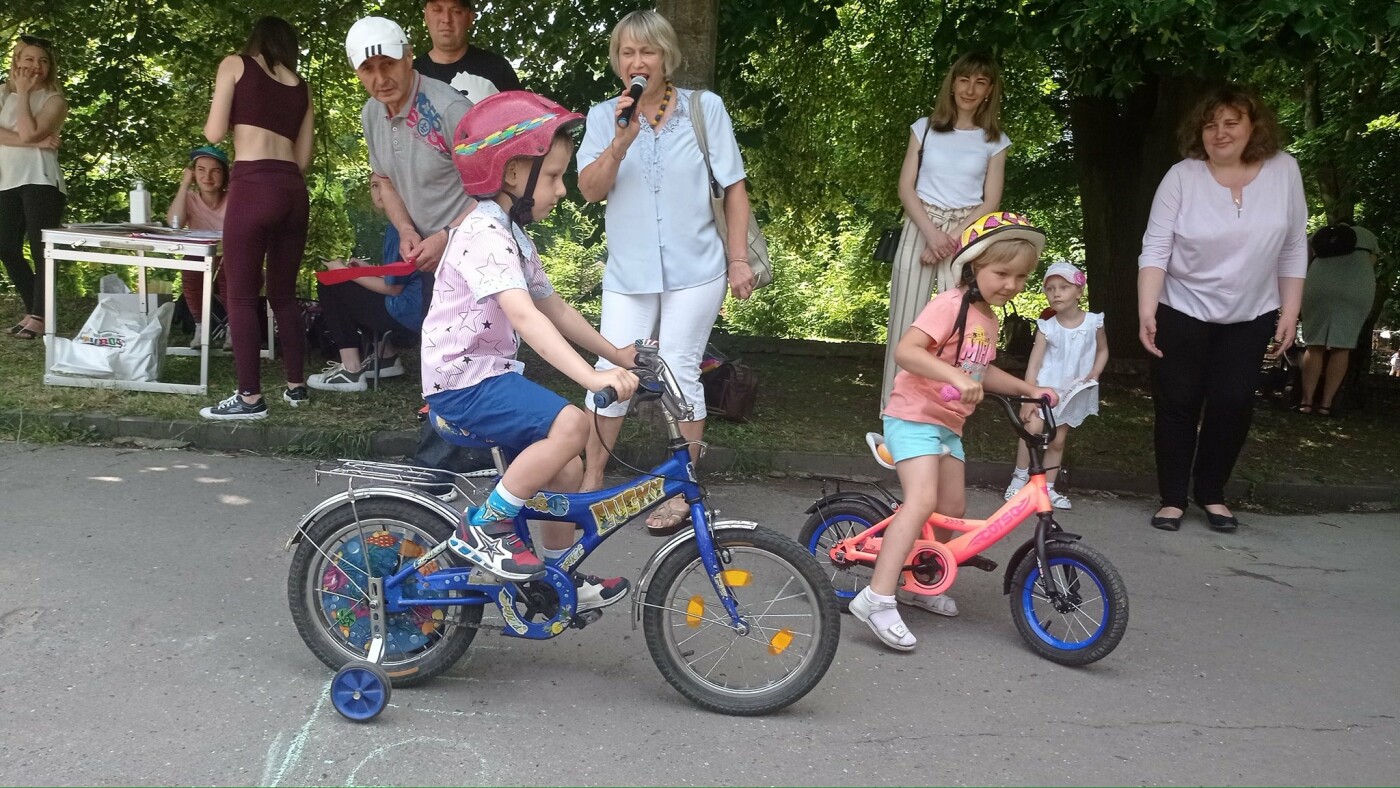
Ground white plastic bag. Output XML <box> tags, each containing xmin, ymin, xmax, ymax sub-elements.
<box><xmin>50</xmin><ymin>290</ymin><xmax>174</xmax><ymax>382</ymax></box>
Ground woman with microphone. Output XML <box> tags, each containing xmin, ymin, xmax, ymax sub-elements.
<box><xmin>576</xmin><ymin>9</ymin><xmax>755</xmax><ymax>534</ymax></box>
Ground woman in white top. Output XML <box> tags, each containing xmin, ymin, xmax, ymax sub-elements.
<box><xmin>576</xmin><ymin>10</ymin><xmax>756</xmax><ymax>534</ymax></box>
<box><xmin>1138</xmin><ymin>84</ymin><xmax>1306</xmax><ymax>533</ymax></box>
<box><xmin>882</xmin><ymin>52</ymin><xmax>1010</xmax><ymax>407</ymax></box>
<box><xmin>0</xmin><ymin>35</ymin><xmax>67</xmax><ymax>340</ymax></box>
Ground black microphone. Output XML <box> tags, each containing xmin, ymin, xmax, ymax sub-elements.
<box><xmin>616</xmin><ymin>75</ymin><xmax>648</xmax><ymax>128</ymax></box>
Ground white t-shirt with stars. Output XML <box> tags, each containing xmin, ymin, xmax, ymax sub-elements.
<box><xmin>420</xmin><ymin>200</ymin><xmax>555</xmax><ymax>398</ymax></box>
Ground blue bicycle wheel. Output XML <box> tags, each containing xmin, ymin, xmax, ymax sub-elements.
<box><xmin>331</xmin><ymin>662</ymin><xmax>392</xmax><ymax>722</ymax></box>
<box><xmin>798</xmin><ymin>500</ymin><xmax>888</xmax><ymax>611</ymax></box>
<box><xmin>1010</xmin><ymin>541</ymin><xmax>1128</xmax><ymax>666</ymax></box>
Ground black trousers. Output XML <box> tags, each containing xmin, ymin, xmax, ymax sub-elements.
<box><xmin>315</xmin><ymin>280</ymin><xmax>409</xmax><ymax>351</ymax></box>
<box><xmin>0</xmin><ymin>184</ymin><xmax>66</xmax><ymax>316</ymax></box>
<box><xmin>1150</xmin><ymin>303</ymin><xmax>1276</xmax><ymax>509</ymax></box>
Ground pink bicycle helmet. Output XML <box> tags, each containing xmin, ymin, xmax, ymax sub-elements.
<box><xmin>452</xmin><ymin>91</ymin><xmax>584</xmax><ymax>199</ymax></box>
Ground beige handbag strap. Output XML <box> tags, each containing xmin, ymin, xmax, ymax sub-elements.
<box><xmin>690</xmin><ymin>90</ymin><xmax>725</xmax><ymax>201</ymax></box>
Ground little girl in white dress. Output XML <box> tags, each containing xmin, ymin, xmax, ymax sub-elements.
<box><xmin>1004</xmin><ymin>262</ymin><xmax>1108</xmax><ymax>509</ymax></box>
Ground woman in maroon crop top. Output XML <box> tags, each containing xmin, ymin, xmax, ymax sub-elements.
<box><xmin>199</xmin><ymin>16</ymin><xmax>316</xmax><ymax>421</ymax></box>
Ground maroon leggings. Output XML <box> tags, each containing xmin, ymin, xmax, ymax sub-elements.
<box><xmin>222</xmin><ymin>160</ymin><xmax>309</xmax><ymax>395</ymax></box>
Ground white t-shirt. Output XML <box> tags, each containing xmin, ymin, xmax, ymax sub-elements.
<box><xmin>1138</xmin><ymin>154</ymin><xmax>1308</xmax><ymax>324</ymax></box>
<box><xmin>910</xmin><ymin>117</ymin><xmax>1010</xmax><ymax>210</ymax></box>
<box><xmin>0</xmin><ymin>86</ymin><xmax>65</xmax><ymax>193</ymax></box>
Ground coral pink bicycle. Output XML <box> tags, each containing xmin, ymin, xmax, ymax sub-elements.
<box><xmin>800</xmin><ymin>391</ymin><xmax>1128</xmax><ymax>666</ymax></box>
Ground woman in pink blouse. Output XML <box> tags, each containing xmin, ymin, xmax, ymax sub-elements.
<box><xmin>1137</xmin><ymin>84</ymin><xmax>1306</xmax><ymax>533</ymax></box>
<box><xmin>166</xmin><ymin>145</ymin><xmax>228</xmax><ymax>348</ymax></box>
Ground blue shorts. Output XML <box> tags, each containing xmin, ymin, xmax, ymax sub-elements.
<box><xmin>426</xmin><ymin>372</ymin><xmax>569</xmax><ymax>455</ymax></box>
<box><xmin>881</xmin><ymin>415</ymin><xmax>965</xmax><ymax>463</ymax></box>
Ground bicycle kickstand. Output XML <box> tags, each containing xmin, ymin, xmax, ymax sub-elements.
<box><xmin>365</xmin><ymin>576</ymin><xmax>388</xmax><ymax>666</ymax></box>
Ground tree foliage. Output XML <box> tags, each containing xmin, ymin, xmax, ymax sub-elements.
<box><xmin>2</xmin><ymin>0</ymin><xmax>1396</xmax><ymax>345</ymax></box>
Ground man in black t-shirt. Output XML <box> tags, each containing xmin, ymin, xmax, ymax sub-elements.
<box><xmin>413</xmin><ymin>0</ymin><xmax>521</xmax><ymax>104</ymax></box>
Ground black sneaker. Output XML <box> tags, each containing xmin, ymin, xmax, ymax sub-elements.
<box><xmin>283</xmin><ymin>385</ymin><xmax>310</xmax><ymax>407</ymax></box>
<box><xmin>199</xmin><ymin>393</ymin><xmax>268</xmax><ymax>421</ymax></box>
<box><xmin>573</xmin><ymin>572</ymin><xmax>630</xmax><ymax>611</ymax></box>
<box><xmin>447</xmin><ymin>519</ymin><xmax>545</xmax><ymax>581</ymax></box>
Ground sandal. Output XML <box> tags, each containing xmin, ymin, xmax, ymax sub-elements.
<box><xmin>12</xmin><ymin>326</ymin><xmax>39</xmax><ymax>340</ymax></box>
<box><xmin>644</xmin><ymin>496</ymin><xmax>691</xmax><ymax>536</ymax></box>
<box><xmin>1294</xmin><ymin>403</ymin><xmax>1313</xmax><ymax>415</ymax></box>
<box><xmin>1316</xmin><ymin>406</ymin><xmax>1333</xmax><ymax>418</ymax></box>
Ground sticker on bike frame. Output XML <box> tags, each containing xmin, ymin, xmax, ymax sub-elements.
<box><xmin>498</xmin><ymin>588</ymin><xmax>529</xmax><ymax>634</ymax></box>
<box><xmin>557</xmin><ymin>543</ymin><xmax>585</xmax><ymax>572</ymax></box>
<box><xmin>591</xmin><ymin>477</ymin><xmax>667</xmax><ymax>535</ymax></box>
<box><xmin>685</xmin><ymin>462</ymin><xmax>697</xmax><ymax>482</ymax></box>
<box><xmin>525</xmin><ymin>492</ymin><xmax>570</xmax><ymax>516</ymax></box>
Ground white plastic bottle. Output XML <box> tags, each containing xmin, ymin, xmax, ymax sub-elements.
<box><xmin>129</xmin><ymin>179</ymin><xmax>151</xmax><ymax>224</ymax></box>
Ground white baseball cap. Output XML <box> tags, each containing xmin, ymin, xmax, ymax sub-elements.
<box><xmin>1044</xmin><ymin>261</ymin><xmax>1087</xmax><ymax>288</ymax></box>
<box><xmin>346</xmin><ymin>17</ymin><xmax>410</xmax><ymax>69</ymax></box>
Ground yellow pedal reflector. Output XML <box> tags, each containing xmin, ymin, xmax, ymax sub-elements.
<box><xmin>769</xmin><ymin>628</ymin><xmax>794</xmax><ymax>655</ymax></box>
<box><xmin>721</xmin><ymin>569</ymin><xmax>751</xmax><ymax>587</ymax></box>
<box><xmin>686</xmin><ymin>595</ymin><xmax>705</xmax><ymax>627</ymax></box>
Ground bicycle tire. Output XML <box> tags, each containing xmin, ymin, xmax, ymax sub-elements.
<box><xmin>642</xmin><ymin>526</ymin><xmax>840</xmax><ymax>715</ymax></box>
<box><xmin>1008</xmin><ymin>540</ymin><xmax>1128</xmax><ymax>666</ymax></box>
<box><xmin>798</xmin><ymin>499</ymin><xmax>889</xmax><ymax>612</ymax></box>
<box><xmin>287</xmin><ymin>498</ymin><xmax>481</xmax><ymax>687</ymax></box>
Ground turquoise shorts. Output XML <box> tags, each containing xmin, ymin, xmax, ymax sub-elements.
<box><xmin>881</xmin><ymin>415</ymin><xmax>965</xmax><ymax>463</ymax></box>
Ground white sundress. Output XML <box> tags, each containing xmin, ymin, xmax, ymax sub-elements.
<box><xmin>1035</xmin><ymin>311</ymin><xmax>1104</xmax><ymax>428</ymax></box>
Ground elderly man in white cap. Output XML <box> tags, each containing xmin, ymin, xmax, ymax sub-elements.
<box><xmin>345</xmin><ymin>15</ymin><xmax>486</xmax><ymax>491</ymax></box>
<box><xmin>346</xmin><ymin>15</ymin><xmax>472</xmax><ymax>273</ymax></box>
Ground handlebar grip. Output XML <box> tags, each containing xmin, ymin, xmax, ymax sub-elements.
<box><xmin>593</xmin><ymin>387</ymin><xmax>618</xmax><ymax>408</ymax></box>
<box><xmin>939</xmin><ymin>384</ymin><xmax>961</xmax><ymax>402</ymax></box>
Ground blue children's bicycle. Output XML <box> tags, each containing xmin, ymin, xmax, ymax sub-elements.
<box><xmin>285</xmin><ymin>343</ymin><xmax>840</xmax><ymax>720</ymax></box>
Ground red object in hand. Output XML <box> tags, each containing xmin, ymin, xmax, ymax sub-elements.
<box><xmin>315</xmin><ymin>261</ymin><xmax>415</xmax><ymax>285</ymax></box>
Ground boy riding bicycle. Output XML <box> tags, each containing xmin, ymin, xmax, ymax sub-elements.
<box><xmin>424</xmin><ymin>91</ymin><xmax>640</xmax><ymax>609</ymax></box>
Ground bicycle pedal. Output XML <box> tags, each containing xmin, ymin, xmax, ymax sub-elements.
<box><xmin>571</xmin><ymin>609</ymin><xmax>604</xmax><ymax>629</ymax></box>
<box><xmin>961</xmin><ymin>554</ymin><xmax>998</xmax><ymax>573</ymax></box>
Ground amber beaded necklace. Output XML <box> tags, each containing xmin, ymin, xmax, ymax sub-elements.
<box><xmin>646</xmin><ymin>81</ymin><xmax>674</xmax><ymax>128</ymax></box>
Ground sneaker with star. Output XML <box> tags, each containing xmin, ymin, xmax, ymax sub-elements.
<box><xmin>447</xmin><ymin>519</ymin><xmax>545</xmax><ymax>581</ymax></box>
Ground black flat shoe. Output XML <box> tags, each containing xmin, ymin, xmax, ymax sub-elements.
<box><xmin>1205</xmin><ymin>511</ymin><xmax>1239</xmax><ymax>531</ymax></box>
<box><xmin>1150</xmin><ymin>515</ymin><xmax>1182</xmax><ymax>531</ymax></box>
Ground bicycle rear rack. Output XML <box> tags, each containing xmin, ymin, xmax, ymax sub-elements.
<box><xmin>313</xmin><ymin>458</ymin><xmax>496</xmax><ymax>504</ymax></box>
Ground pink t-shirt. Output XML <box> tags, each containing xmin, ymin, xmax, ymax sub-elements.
<box><xmin>185</xmin><ymin>192</ymin><xmax>226</xmax><ymax>231</ymax></box>
<box><xmin>420</xmin><ymin>200</ymin><xmax>555</xmax><ymax>398</ymax></box>
<box><xmin>883</xmin><ymin>288</ymin><xmax>999</xmax><ymax>435</ymax></box>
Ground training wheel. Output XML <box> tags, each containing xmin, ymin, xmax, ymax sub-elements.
<box><xmin>331</xmin><ymin>661</ymin><xmax>392</xmax><ymax>722</ymax></box>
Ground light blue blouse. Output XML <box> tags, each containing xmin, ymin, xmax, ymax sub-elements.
<box><xmin>578</xmin><ymin>88</ymin><xmax>746</xmax><ymax>295</ymax></box>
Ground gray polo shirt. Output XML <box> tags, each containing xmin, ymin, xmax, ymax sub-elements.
<box><xmin>361</xmin><ymin>72</ymin><xmax>473</xmax><ymax>235</ymax></box>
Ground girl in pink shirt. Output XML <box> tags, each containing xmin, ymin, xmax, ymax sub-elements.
<box><xmin>855</xmin><ymin>212</ymin><xmax>1057</xmax><ymax>652</ymax></box>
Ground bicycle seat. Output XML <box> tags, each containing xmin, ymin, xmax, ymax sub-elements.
<box><xmin>427</xmin><ymin>409</ymin><xmax>496</xmax><ymax>449</ymax></box>
<box><xmin>865</xmin><ymin>432</ymin><xmax>896</xmax><ymax>470</ymax></box>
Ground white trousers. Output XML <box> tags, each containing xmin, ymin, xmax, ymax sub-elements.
<box><xmin>586</xmin><ymin>275</ymin><xmax>729</xmax><ymax>419</ymax></box>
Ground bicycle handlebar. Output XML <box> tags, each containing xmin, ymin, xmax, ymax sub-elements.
<box><xmin>937</xmin><ymin>385</ymin><xmax>1057</xmax><ymax>446</ymax></box>
<box><xmin>592</xmin><ymin>340</ymin><xmax>691</xmax><ymax>420</ymax></box>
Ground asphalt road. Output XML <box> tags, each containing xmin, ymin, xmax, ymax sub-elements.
<box><xmin>0</xmin><ymin>443</ymin><xmax>1395</xmax><ymax>786</ymax></box>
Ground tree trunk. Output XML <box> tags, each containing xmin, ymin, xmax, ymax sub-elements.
<box><xmin>1070</xmin><ymin>72</ymin><xmax>1213</xmax><ymax>359</ymax></box>
<box><xmin>658</xmin><ymin>0</ymin><xmax>718</xmax><ymax>89</ymax></box>
<box><xmin>1303</xmin><ymin>58</ymin><xmax>1352</xmax><ymax>225</ymax></box>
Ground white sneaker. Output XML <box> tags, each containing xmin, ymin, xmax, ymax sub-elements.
<box><xmin>896</xmin><ymin>588</ymin><xmax>959</xmax><ymax>617</ymax></box>
<box><xmin>308</xmin><ymin>361</ymin><xmax>369</xmax><ymax>392</ymax></box>
<box><xmin>1004</xmin><ymin>473</ymin><xmax>1028</xmax><ymax>501</ymax></box>
<box><xmin>189</xmin><ymin>323</ymin><xmax>203</xmax><ymax>349</ymax></box>
<box><xmin>366</xmin><ymin>354</ymin><xmax>405</xmax><ymax>380</ymax></box>
<box><xmin>850</xmin><ymin>587</ymin><xmax>916</xmax><ymax>651</ymax></box>
<box><xmin>1047</xmin><ymin>487</ymin><xmax>1072</xmax><ymax>510</ymax></box>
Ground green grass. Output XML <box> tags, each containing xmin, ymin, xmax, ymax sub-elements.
<box><xmin>3</xmin><ymin>292</ymin><xmax>1396</xmax><ymax>488</ymax></box>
